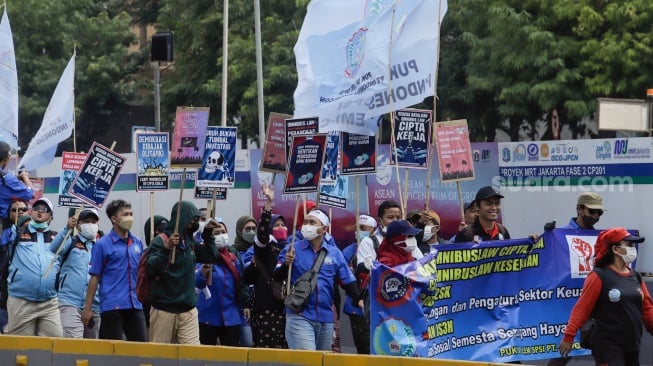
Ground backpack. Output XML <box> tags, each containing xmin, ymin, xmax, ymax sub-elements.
<box><xmin>136</xmin><ymin>233</ymin><xmax>168</xmax><ymax>305</ymax></box>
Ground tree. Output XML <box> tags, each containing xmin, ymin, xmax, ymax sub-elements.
<box><xmin>8</xmin><ymin>0</ymin><xmax>140</xmax><ymax>153</ymax></box>
<box><xmin>157</xmin><ymin>0</ymin><xmax>305</xmax><ymax>148</ymax></box>
<box><xmin>441</xmin><ymin>0</ymin><xmax>653</xmax><ymax>141</ymax></box>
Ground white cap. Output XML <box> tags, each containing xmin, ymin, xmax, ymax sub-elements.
<box><xmin>33</xmin><ymin>197</ymin><xmax>54</xmax><ymax>213</ymax></box>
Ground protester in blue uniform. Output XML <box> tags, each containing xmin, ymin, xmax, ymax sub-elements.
<box><xmin>6</xmin><ymin>198</ymin><xmax>62</xmax><ymax>337</ymax></box>
<box><xmin>273</xmin><ymin>209</ymin><xmax>362</xmax><ymax>351</ymax></box>
<box><xmin>342</xmin><ymin>214</ymin><xmax>377</xmax><ymax>354</ymax></box>
<box><xmin>50</xmin><ymin>207</ymin><xmax>102</xmax><ymax>338</ymax></box>
<box><xmin>82</xmin><ymin>199</ymin><xmax>147</xmax><ymax>341</ymax></box>
<box><xmin>0</xmin><ymin>141</ymin><xmax>35</xmax><ymax>225</ymax></box>
<box><xmin>195</xmin><ymin>218</ymin><xmax>249</xmax><ymax>346</ymax></box>
<box><xmin>0</xmin><ymin>200</ymin><xmax>28</xmax><ymax>332</ymax></box>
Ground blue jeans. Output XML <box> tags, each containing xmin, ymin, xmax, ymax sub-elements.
<box><xmin>285</xmin><ymin>313</ymin><xmax>334</xmax><ymax>351</ymax></box>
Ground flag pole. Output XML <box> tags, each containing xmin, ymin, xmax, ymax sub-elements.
<box><xmin>426</xmin><ymin>0</ymin><xmax>444</xmax><ymax>211</ymax></box>
<box><xmin>221</xmin><ymin>0</ymin><xmax>229</xmax><ymax>129</ymax></box>
<box><xmin>254</xmin><ymin>0</ymin><xmax>265</xmax><ymax>148</ymax></box>
<box><xmin>385</xmin><ymin>4</ymin><xmax>405</xmax><ymax>218</ymax></box>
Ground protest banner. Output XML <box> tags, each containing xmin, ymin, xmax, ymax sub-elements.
<box><xmin>170</xmin><ymin>106</ymin><xmax>210</xmax><ymax>168</ymax></box>
<box><xmin>69</xmin><ymin>142</ymin><xmax>126</xmax><ymax>208</ymax></box>
<box><xmin>341</xmin><ymin>132</ymin><xmax>376</xmax><ymax>175</ymax></box>
<box><xmin>260</xmin><ymin>112</ymin><xmax>291</xmax><ymax>173</ymax></box>
<box><xmin>390</xmin><ymin>108</ymin><xmax>431</xmax><ymax>168</ymax></box>
<box><xmin>58</xmin><ymin>151</ymin><xmax>86</xmax><ymax>206</ymax></box>
<box><xmin>285</xmin><ymin>116</ymin><xmax>318</xmax><ymax>164</ymax></box>
<box><xmin>434</xmin><ymin>119</ymin><xmax>474</xmax><ymax>181</ymax></box>
<box><xmin>136</xmin><ymin>132</ymin><xmax>169</xmax><ymax>191</ymax></box>
<box><xmin>197</xmin><ymin>126</ymin><xmax>237</xmax><ymax>188</ymax></box>
<box><xmin>368</xmin><ymin>228</ymin><xmax>627</xmax><ymax>362</ymax></box>
<box><xmin>284</xmin><ymin>134</ymin><xmax>327</xmax><ymax>194</ymax></box>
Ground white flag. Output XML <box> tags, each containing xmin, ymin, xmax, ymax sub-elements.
<box><xmin>19</xmin><ymin>54</ymin><xmax>75</xmax><ymax>171</ymax></box>
<box><xmin>0</xmin><ymin>9</ymin><xmax>19</xmax><ymax>149</ymax></box>
<box><xmin>293</xmin><ymin>0</ymin><xmax>447</xmax><ymax>136</ymax></box>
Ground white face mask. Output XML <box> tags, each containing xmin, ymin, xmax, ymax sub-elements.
<box><xmin>402</xmin><ymin>237</ymin><xmax>418</xmax><ymax>253</ymax></box>
<box><xmin>301</xmin><ymin>225</ymin><xmax>320</xmax><ymax>241</ymax></box>
<box><xmin>423</xmin><ymin>226</ymin><xmax>436</xmax><ymax>242</ymax></box>
<box><xmin>618</xmin><ymin>246</ymin><xmax>637</xmax><ymax>264</ymax></box>
<box><xmin>79</xmin><ymin>223</ymin><xmax>99</xmax><ymax>240</ymax></box>
<box><xmin>197</xmin><ymin>221</ymin><xmax>207</xmax><ymax>235</ymax></box>
<box><xmin>214</xmin><ymin>233</ymin><xmax>229</xmax><ymax>248</ymax></box>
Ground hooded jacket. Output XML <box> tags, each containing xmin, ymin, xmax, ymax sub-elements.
<box><xmin>143</xmin><ymin>215</ymin><xmax>168</xmax><ymax>246</ymax></box>
<box><xmin>147</xmin><ymin>201</ymin><xmax>217</xmax><ymax>313</ymax></box>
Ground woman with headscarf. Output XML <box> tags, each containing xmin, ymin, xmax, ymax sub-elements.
<box><xmin>195</xmin><ymin>219</ymin><xmax>249</xmax><ymax>346</ymax></box>
<box><xmin>242</xmin><ymin>184</ymin><xmax>288</xmax><ymax>348</ymax></box>
<box><xmin>559</xmin><ymin>227</ymin><xmax>653</xmax><ymax>364</ymax></box>
<box><xmin>231</xmin><ymin>215</ymin><xmax>258</xmax><ymax>347</ymax></box>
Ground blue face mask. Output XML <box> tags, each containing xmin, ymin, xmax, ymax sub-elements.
<box><xmin>357</xmin><ymin>230</ymin><xmax>370</xmax><ymax>241</ymax></box>
<box><xmin>30</xmin><ymin>220</ymin><xmax>48</xmax><ymax>230</ymax></box>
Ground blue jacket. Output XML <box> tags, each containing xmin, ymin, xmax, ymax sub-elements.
<box><xmin>275</xmin><ymin>238</ymin><xmax>356</xmax><ymax>323</ymax></box>
<box><xmin>8</xmin><ymin>225</ymin><xmax>58</xmax><ymax>301</ymax></box>
<box><xmin>89</xmin><ymin>229</ymin><xmax>144</xmax><ymax>312</ymax></box>
<box><xmin>0</xmin><ymin>171</ymin><xmax>33</xmax><ymax>219</ymax></box>
<box><xmin>195</xmin><ymin>248</ymin><xmax>245</xmax><ymax>327</ymax></box>
<box><xmin>341</xmin><ymin>243</ymin><xmax>363</xmax><ymax>316</ymax></box>
<box><xmin>50</xmin><ymin>229</ymin><xmax>101</xmax><ymax>313</ymax></box>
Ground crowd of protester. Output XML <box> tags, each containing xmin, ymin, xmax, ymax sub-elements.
<box><xmin>0</xmin><ymin>147</ymin><xmax>650</xmax><ymax>365</ymax></box>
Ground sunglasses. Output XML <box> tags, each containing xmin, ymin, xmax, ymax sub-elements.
<box><xmin>32</xmin><ymin>205</ymin><xmax>51</xmax><ymax>214</ymax></box>
<box><xmin>243</xmin><ymin>227</ymin><xmax>257</xmax><ymax>233</ymax></box>
<box><xmin>10</xmin><ymin>207</ymin><xmax>27</xmax><ymax>213</ymax></box>
<box><xmin>587</xmin><ymin>208</ymin><xmax>603</xmax><ymax>216</ymax></box>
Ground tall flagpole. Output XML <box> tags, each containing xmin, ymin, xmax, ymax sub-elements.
<box><xmin>221</xmin><ymin>0</ymin><xmax>229</xmax><ymax>128</ymax></box>
<box><xmin>254</xmin><ymin>0</ymin><xmax>265</xmax><ymax>148</ymax></box>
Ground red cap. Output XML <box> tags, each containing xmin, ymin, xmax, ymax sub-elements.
<box><xmin>296</xmin><ymin>200</ymin><xmax>317</xmax><ymax>229</ymax></box>
<box><xmin>594</xmin><ymin>227</ymin><xmax>645</xmax><ymax>262</ymax></box>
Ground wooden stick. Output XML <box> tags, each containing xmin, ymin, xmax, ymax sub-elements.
<box><xmin>456</xmin><ymin>181</ymin><xmax>464</xmax><ymax>223</ymax></box>
<box><xmin>355</xmin><ymin>176</ymin><xmax>360</xmax><ymax>245</ymax></box>
<box><xmin>286</xmin><ymin>197</ymin><xmax>301</xmax><ymax>295</ymax></box>
<box><xmin>149</xmin><ymin>192</ymin><xmax>155</xmax><ymax>245</ymax></box>
<box><xmin>171</xmin><ymin>167</ymin><xmax>187</xmax><ymax>263</ymax></box>
<box><xmin>44</xmin><ymin>204</ymin><xmax>84</xmax><ymax>278</ymax></box>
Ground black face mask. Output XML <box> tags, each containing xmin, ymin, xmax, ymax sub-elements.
<box><xmin>188</xmin><ymin>221</ymin><xmax>200</xmax><ymax>235</ymax></box>
<box><xmin>580</xmin><ymin>214</ymin><xmax>599</xmax><ymax>229</ymax></box>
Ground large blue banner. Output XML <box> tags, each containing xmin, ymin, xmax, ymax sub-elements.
<box><xmin>369</xmin><ymin>229</ymin><xmax>610</xmax><ymax>362</ymax></box>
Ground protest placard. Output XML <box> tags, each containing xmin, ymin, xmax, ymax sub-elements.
<box><xmin>341</xmin><ymin>132</ymin><xmax>376</xmax><ymax>175</ymax></box>
<box><xmin>170</xmin><ymin>107</ymin><xmax>210</xmax><ymax>168</ymax></box>
<box><xmin>390</xmin><ymin>108</ymin><xmax>431</xmax><ymax>168</ymax></box>
<box><xmin>136</xmin><ymin>132</ymin><xmax>169</xmax><ymax>191</ymax></box>
<box><xmin>285</xmin><ymin>116</ymin><xmax>318</xmax><ymax>164</ymax></box>
<box><xmin>284</xmin><ymin>134</ymin><xmax>327</xmax><ymax>194</ymax></box>
<box><xmin>69</xmin><ymin>142</ymin><xmax>127</xmax><ymax>208</ymax></box>
<box><xmin>434</xmin><ymin>119</ymin><xmax>474</xmax><ymax>182</ymax></box>
<box><xmin>197</xmin><ymin>126</ymin><xmax>237</xmax><ymax>188</ymax></box>
<box><xmin>260</xmin><ymin>112</ymin><xmax>291</xmax><ymax>173</ymax></box>
<box><xmin>195</xmin><ymin>186</ymin><xmax>228</xmax><ymax>200</ymax></box>
<box><xmin>59</xmin><ymin>151</ymin><xmax>86</xmax><ymax>206</ymax></box>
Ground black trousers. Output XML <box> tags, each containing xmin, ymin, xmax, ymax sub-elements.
<box><xmin>199</xmin><ymin>323</ymin><xmax>240</xmax><ymax>347</ymax></box>
<box><xmin>99</xmin><ymin>309</ymin><xmax>147</xmax><ymax>342</ymax></box>
<box><xmin>348</xmin><ymin>313</ymin><xmax>370</xmax><ymax>354</ymax></box>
